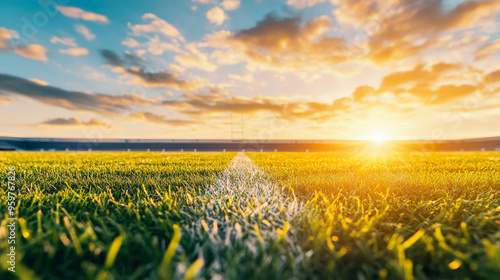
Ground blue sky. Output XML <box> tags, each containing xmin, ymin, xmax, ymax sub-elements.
<box><xmin>1</xmin><ymin>0</ymin><xmax>500</xmax><ymax>140</ymax></box>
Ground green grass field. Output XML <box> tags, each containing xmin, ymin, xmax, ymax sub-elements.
<box><xmin>1</xmin><ymin>151</ymin><xmax>499</xmax><ymax>279</ymax></box>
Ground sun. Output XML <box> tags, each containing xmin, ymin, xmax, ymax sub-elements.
<box><xmin>369</xmin><ymin>130</ymin><xmax>387</xmax><ymax>143</ymax></box>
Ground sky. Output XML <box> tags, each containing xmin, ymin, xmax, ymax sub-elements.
<box><xmin>0</xmin><ymin>0</ymin><xmax>499</xmax><ymax>141</ymax></box>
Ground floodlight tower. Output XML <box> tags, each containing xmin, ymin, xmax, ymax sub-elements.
<box><xmin>231</xmin><ymin>114</ymin><xmax>244</xmax><ymax>142</ymax></box>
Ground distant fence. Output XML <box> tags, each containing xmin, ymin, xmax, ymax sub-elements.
<box><xmin>1</xmin><ymin>136</ymin><xmax>500</xmax><ymax>152</ymax></box>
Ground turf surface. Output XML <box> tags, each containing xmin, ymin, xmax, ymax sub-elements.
<box><xmin>0</xmin><ymin>151</ymin><xmax>499</xmax><ymax>279</ymax></box>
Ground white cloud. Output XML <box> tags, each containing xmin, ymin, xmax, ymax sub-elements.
<box><xmin>74</xmin><ymin>24</ymin><xmax>95</xmax><ymax>41</ymax></box>
<box><xmin>175</xmin><ymin>43</ymin><xmax>217</xmax><ymax>72</ymax></box>
<box><xmin>122</xmin><ymin>37</ymin><xmax>140</xmax><ymax>48</ymax></box>
<box><xmin>221</xmin><ymin>0</ymin><xmax>240</xmax><ymax>10</ymax></box>
<box><xmin>128</xmin><ymin>13</ymin><xmax>181</xmax><ymax>38</ymax></box>
<box><xmin>169</xmin><ymin>64</ymin><xmax>186</xmax><ymax>73</ymax></box>
<box><xmin>206</xmin><ymin>7</ymin><xmax>226</xmax><ymax>25</ymax></box>
<box><xmin>175</xmin><ymin>53</ymin><xmax>217</xmax><ymax>72</ymax></box>
<box><xmin>286</xmin><ymin>0</ymin><xmax>326</xmax><ymax>9</ymax></box>
<box><xmin>122</xmin><ymin>35</ymin><xmax>182</xmax><ymax>55</ymax></box>
<box><xmin>228</xmin><ymin>73</ymin><xmax>254</xmax><ymax>82</ymax></box>
<box><xmin>50</xmin><ymin>36</ymin><xmax>77</xmax><ymax>47</ymax></box>
<box><xmin>143</xmin><ymin>35</ymin><xmax>182</xmax><ymax>55</ymax></box>
<box><xmin>57</xmin><ymin>6</ymin><xmax>109</xmax><ymax>23</ymax></box>
<box><xmin>192</xmin><ymin>0</ymin><xmax>215</xmax><ymax>3</ymax></box>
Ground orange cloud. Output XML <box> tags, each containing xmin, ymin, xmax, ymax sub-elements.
<box><xmin>161</xmin><ymin>91</ymin><xmax>350</xmax><ymax>122</ymax></box>
<box><xmin>59</xmin><ymin>47</ymin><xmax>89</xmax><ymax>56</ymax></box>
<box><xmin>27</xmin><ymin>78</ymin><xmax>49</xmax><ymax>86</ymax></box>
<box><xmin>13</xmin><ymin>44</ymin><xmax>48</xmax><ymax>61</ymax></box>
<box><xmin>57</xmin><ymin>6</ymin><xmax>109</xmax><ymax>23</ymax></box>
<box><xmin>0</xmin><ymin>27</ymin><xmax>48</xmax><ymax>61</ymax></box>
<box><xmin>354</xmin><ymin>62</ymin><xmax>499</xmax><ymax>107</ymax></box>
<box><xmin>363</xmin><ymin>0</ymin><xmax>500</xmax><ymax>64</ymax></box>
<box><xmin>205</xmin><ymin>1</ymin><xmax>500</xmax><ymax>72</ymax></box>
<box><xmin>129</xmin><ymin>111</ymin><xmax>197</xmax><ymax>126</ymax></box>
<box><xmin>39</xmin><ymin>117</ymin><xmax>114</xmax><ymax>128</ymax></box>
<box><xmin>156</xmin><ymin>60</ymin><xmax>497</xmax><ymax>126</ymax></box>
<box><xmin>0</xmin><ymin>95</ymin><xmax>16</xmax><ymax>104</ymax></box>
<box><xmin>207</xmin><ymin>14</ymin><xmax>348</xmax><ymax>72</ymax></box>
<box><xmin>0</xmin><ymin>27</ymin><xmax>16</xmax><ymax>49</ymax></box>
<box><xmin>475</xmin><ymin>39</ymin><xmax>500</xmax><ymax>61</ymax></box>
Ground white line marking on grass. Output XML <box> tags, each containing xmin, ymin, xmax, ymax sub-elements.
<box><xmin>205</xmin><ymin>152</ymin><xmax>303</xmax><ymax>223</ymax></box>
<box><xmin>184</xmin><ymin>153</ymin><xmax>304</xmax><ymax>275</ymax></box>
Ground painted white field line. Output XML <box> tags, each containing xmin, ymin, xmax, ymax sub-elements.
<box><xmin>187</xmin><ymin>152</ymin><xmax>304</xmax><ymax>248</ymax></box>
<box><xmin>205</xmin><ymin>152</ymin><xmax>303</xmax><ymax>222</ymax></box>
<box><xmin>173</xmin><ymin>153</ymin><xmax>307</xmax><ymax>276</ymax></box>
<box><xmin>208</xmin><ymin>153</ymin><xmax>296</xmax><ymax>202</ymax></box>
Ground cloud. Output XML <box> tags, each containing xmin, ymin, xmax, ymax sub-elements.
<box><xmin>169</xmin><ymin>64</ymin><xmax>186</xmax><ymax>73</ymax></box>
<box><xmin>203</xmin><ymin>1</ymin><xmax>500</xmax><ymax>72</ymax></box>
<box><xmin>355</xmin><ymin>62</ymin><xmax>493</xmax><ymax>106</ymax></box>
<box><xmin>122</xmin><ymin>37</ymin><xmax>140</xmax><ymax>48</ymax></box>
<box><xmin>174</xmin><ymin>43</ymin><xmax>217</xmax><ymax>72</ymax></box>
<box><xmin>0</xmin><ymin>27</ymin><xmax>17</xmax><ymax>49</ymax></box>
<box><xmin>192</xmin><ymin>0</ymin><xmax>215</xmax><ymax>4</ymax></box>
<box><xmin>39</xmin><ymin>117</ymin><xmax>114</xmax><ymax>128</ymax></box>
<box><xmin>160</xmin><ymin>91</ymin><xmax>349</xmax><ymax>121</ymax></box>
<box><xmin>0</xmin><ymin>73</ymin><xmax>156</xmax><ymax>114</ymax></box>
<box><xmin>191</xmin><ymin>0</ymin><xmax>239</xmax><ymax>10</ymax></box>
<box><xmin>59</xmin><ymin>47</ymin><xmax>89</xmax><ymax>56</ymax></box>
<box><xmin>125</xmin><ymin>68</ymin><xmax>205</xmax><ymax>91</ymax></box>
<box><xmin>57</xmin><ymin>6</ymin><xmax>109</xmax><ymax>23</ymax></box>
<box><xmin>0</xmin><ymin>95</ymin><xmax>16</xmax><ymax>104</ymax></box>
<box><xmin>206</xmin><ymin>7</ymin><xmax>226</xmax><ymax>25</ymax></box>
<box><xmin>207</xmin><ymin>14</ymin><xmax>347</xmax><ymax>72</ymax></box>
<box><xmin>475</xmin><ymin>39</ymin><xmax>500</xmax><ymax>61</ymax></box>
<box><xmin>352</xmin><ymin>85</ymin><xmax>376</xmax><ymax>102</ymax></box>
<box><xmin>175</xmin><ymin>53</ymin><xmax>217</xmax><ymax>71</ymax></box>
<box><xmin>287</xmin><ymin>0</ymin><xmax>326</xmax><ymax>9</ymax></box>
<box><xmin>228</xmin><ymin>73</ymin><xmax>254</xmax><ymax>83</ymax></box>
<box><xmin>50</xmin><ymin>36</ymin><xmax>77</xmax><ymax>47</ymax></box>
<box><xmin>0</xmin><ymin>27</ymin><xmax>48</xmax><ymax>61</ymax></box>
<box><xmin>128</xmin><ymin>13</ymin><xmax>181</xmax><ymax>38</ymax></box>
<box><xmin>129</xmin><ymin>111</ymin><xmax>197</xmax><ymax>126</ymax></box>
<box><xmin>157</xmin><ymin>61</ymin><xmax>498</xmax><ymax>124</ymax></box>
<box><xmin>13</xmin><ymin>45</ymin><xmax>49</xmax><ymax>61</ymax></box>
<box><xmin>328</xmin><ymin>0</ymin><xmax>392</xmax><ymax>27</ymax></box>
<box><xmin>221</xmin><ymin>0</ymin><xmax>240</xmax><ymax>10</ymax></box>
<box><xmin>122</xmin><ymin>35</ymin><xmax>182</xmax><ymax>55</ymax></box>
<box><xmin>74</xmin><ymin>24</ymin><xmax>95</xmax><ymax>41</ymax></box>
<box><xmin>100</xmin><ymin>49</ymin><xmax>205</xmax><ymax>91</ymax></box>
<box><xmin>27</xmin><ymin>78</ymin><xmax>49</xmax><ymax>86</ymax></box>
<box><xmin>200</xmin><ymin>1</ymin><xmax>500</xmax><ymax>77</ymax></box>
<box><xmin>359</xmin><ymin>0</ymin><xmax>500</xmax><ymax>64</ymax></box>
<box><xmin>100</xmin><ymin>49</ymin><xmax>144</xmax><ymax>67</ymax></box>
<box><xmin>484</xmin><ymin>70</ymin><xmax>500</xmax><ymax>85</ymax></box>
